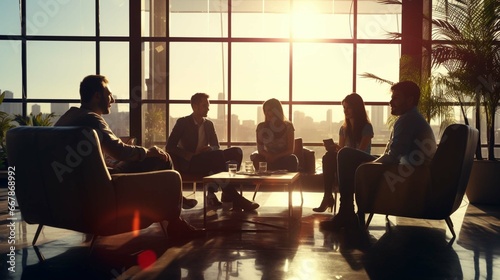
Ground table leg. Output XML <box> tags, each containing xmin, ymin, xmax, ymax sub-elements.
<box><xmin>299</xmin><ymin>181</ymin><xmax>304</xmax><ymax>206</ymax></box>
<box><xmin>203</xmin><ymin>183</ymin><xmax>207</xmax><ymax>228</ymax></box>
<box><xmin>252</xmin><ymin>183</ymin><xmax>261</xmax><ymax>201</ymax></box>
<box><xmin>288</xmin><ymin>183</ymin><xmax>293</xmax><ymax>222</ymax></box>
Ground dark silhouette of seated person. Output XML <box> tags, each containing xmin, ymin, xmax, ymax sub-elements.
<box><xmin>314</xmin><ymin>93</ymin><xmax>374</xmax><ymax>213</ymax></box>
<box><xmin>55</xmin><ymin>74</ymin><xmax>203</xmax><ymax>238</ymax></box>
<box><xmin>166</xmin><ymin>92</ymin><xmax>259</xmax><ymax>211</ymax></box>
<box><xmin>251</xmin><ymin>98</ymin><xmax>299</xmax><ymax>172</ymax></box>
<box><xmin>320</xmin><ymin>81</ymin><xmax>437</xmax><ymax>231</ymax></box>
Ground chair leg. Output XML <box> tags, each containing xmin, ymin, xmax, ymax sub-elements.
<box><xmin>333</xmin><ymin>192</ymin><xmax>338</xmax><ymax>214</ymax></box>
<box><xmin>252</xmin><ymin>184</ymin><xmax>261</xmax><ymax>201</ymax></box>
<box><xmin>385</xmin><ymin>215</ymin><xmax>392</xmax><ymax>232</ymax></box>
<box><xmin>445</xmin><ymin>217</ymin><xmax>456</xmax><ymax>239</ymax></box>
<box><xmin>365</xmin><ymin>213</ymin><xmax>374</xmax><ymax>229</ymax></box>
<box><xmin>32</xmin><ymin>224</ymin><xmax>43</xmax><ymax>246</ymax></box>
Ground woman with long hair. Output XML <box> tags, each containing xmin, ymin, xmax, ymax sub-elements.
<box><xmin>313</xmin><ymin>93</ymin><xmax>374</xmax><ymax>212</ymax></box>
<box><xmin>251</xmin><ymin>98</ymin><xmax>299</xmax><ymax>171</ymax></box>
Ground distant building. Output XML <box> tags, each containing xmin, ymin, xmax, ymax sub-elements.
<box><xmin>326</xmin><ymin>109</ymin><xmax>332</xmax><ymax>124</ymax></box>
<box><xmin>217</xmin><ymin>92</ymin><xmax>225</xmax><ymax>121</ymax></box>
<box><xmin>51</xmin><ymin>103</ymin><xmax>70</xmax><ymax>116</ymax></box>
<box><xmin>256</xmin><ymin>106</ymin><xmax>264</xmax><ymax>124</ymax></box>
<box><xmin>31</xmin><ymin>104</ymin><xmax>41</xmax><ymax>115</ymax></box>
<box><xmin>371</xmin><ymin>105</ymin><xmax>384</xmax><ymax>135</ymax></box>
<box><xmin>50</xmin><ymin>102</ymin><xmax>70</xmax><ymax>124</ymax></box>
<box><xmin>0</xmin><ymin>90</ymin><xmax>21</xmax><ymax>115</ymax></box>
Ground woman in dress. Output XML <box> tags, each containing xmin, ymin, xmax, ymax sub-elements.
<box><xmin>313</xmin><ymin>93</ymin><xmax>374</xmax><ymax>212</ymax></box>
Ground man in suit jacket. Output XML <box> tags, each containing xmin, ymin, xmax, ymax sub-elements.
<box><xmin>167</xmin><ymin>93</ymin><xmax>259</xmax><ymax>211</ymax></box>
<box><xmin>55</xmin><ymin>75</ymin><xmax>203</xmax><ymax>238</ymax></box>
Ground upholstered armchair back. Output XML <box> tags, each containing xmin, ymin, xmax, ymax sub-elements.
<box><xmin>355</xmin><ymin>124</ymin><xmax>478</xmax><ymax>220</ymax></box>
<box><xmin>6</xmin><ymin>126</ymin><xmax>116</xmax><ymax>234</ymax></box>
<box><xmin>429</xmin><ymin>124</ymin><xmax>478</xmax><ymax>217</ymax></box>
<box><xmin>293</xmin><ymin>138</ymin><xmax>316</xmax><ymax>174</ymax></box>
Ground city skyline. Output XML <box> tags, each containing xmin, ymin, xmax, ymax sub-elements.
<box><xmin>0</xmin><ymin>92</ymin><xmax>392</xmax><ymax>144</ymax></box>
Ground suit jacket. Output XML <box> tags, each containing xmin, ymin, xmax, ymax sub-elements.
<box><xmin>166</xmin><ymin>114</ymin><xmax>220</xmax><ymax>161</ymax></box>
<box><xmin>55</xmin><ymin>107</ymin><xmax>147</xmax><ymax>163</ymax></box>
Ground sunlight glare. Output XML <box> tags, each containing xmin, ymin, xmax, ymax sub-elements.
<box><xmin>133</xmin><ymin>209</ymin><xmax>140</xmax><ymax>236</ymax></box>
<box><xmin>292</xmin><ymin>2</ymin><xmax>318</xmax><ymax>38</ymax></box>
<box><xmin>291</xmin><ymin>1</ymin><xmax>333</xmax><ymax>39</ymax></box>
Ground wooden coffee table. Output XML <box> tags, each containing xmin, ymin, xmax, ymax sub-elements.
<box><xmin>202</xmin><ymin>171</ymin><xmax>302</xmax><ymax>230</ymax></box>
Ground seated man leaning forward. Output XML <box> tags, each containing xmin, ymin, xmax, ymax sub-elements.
<box><xmin>55</xmin><ymin>74</ymin><xmax>203</xmax><ymax>239</ymax></box>
<box><xmin>166</xmin><ymin>92</ymin><xmax>259</xmax><ymax>211</ymax></box>
<box><xmin>320</xmin><ymin>80</ymin><xmax>437</xmax><ymax>231</ymax></box>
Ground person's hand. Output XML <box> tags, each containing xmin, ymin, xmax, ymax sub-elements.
<box><xmin>333</xmin><ymin>143</ymin><xmax>341</xmax><ymax>152</ymax></box>
<box><xmin>146</xmin><ymin>146</ymin><xmax>168</xmax><ymax>161</ymax></box>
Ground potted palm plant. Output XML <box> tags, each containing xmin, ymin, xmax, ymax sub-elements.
<box><xmin>358</xmin><ymin>2</ymin><xmax>456</xmax><ymax>133</ymax></box>
<box><xmin>432</xmin><ymin>0</ymin><xmax>500</xmax><ymax>204</ymax></box>
<box><xmin>13</xmin><ymin>112</ymin><xmax>56</xmax><ymax>127</ymax></box>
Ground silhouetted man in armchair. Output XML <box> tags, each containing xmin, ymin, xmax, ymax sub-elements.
<box><xmin>320</xmin><ymin>81</ymin><xmax>437</xmax><ymax>231</ymax></box>
<box><xmin>55</xmin><ymin>74</ymin><xmax>203</xmax><ymax>239</ymax></box>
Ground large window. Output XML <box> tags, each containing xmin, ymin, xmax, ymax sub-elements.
<box><xmin>0</xmin><ymin>0</ymin><xmax>131</xmax><ymax>130</ymax></box>
<box><xmin>10</xmin><ymin>1</ymin><xmax>490</xmax><ymax>161</ymax></box>
<box><xmin>142</xmin><ymin>0</ymin><xmax>403</xmax><ymax>160</ymax></box>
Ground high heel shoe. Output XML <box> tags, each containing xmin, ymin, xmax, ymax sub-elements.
<box><xmin>313</xmin><ymin>195</ymin><xmax>335</xmax><ymax>213</ymax></box>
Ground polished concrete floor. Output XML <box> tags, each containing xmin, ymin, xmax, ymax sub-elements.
<box><xmin>0</xmin><ymin>187</ymin><xmax>499</xmax><ymax>280</ymax></box>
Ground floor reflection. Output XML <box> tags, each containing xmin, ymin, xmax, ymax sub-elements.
<box><xmin>363</xmin><ymin>226</ymin><xmax>462</xmax><ymax>279</ymax></box>
<box><xmin>0</xmin><ymin>190</ymin><xmax>499</xmax><ymax>279</ymax></box>
<box><xmin>458</xmin><ymin>204</ymin><xmax>500</xmax><ymax>280</ymax></box>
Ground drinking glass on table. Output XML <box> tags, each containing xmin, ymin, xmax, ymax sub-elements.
<box><xmin>244</xmin><ymin>161</ymin><xmax>255</xmax><ymax>173</ymax></box>
<box><xmin>258</xmin><ymin>162</ymin><xmax>267</xmax><ymax>173</ymax></box>
<box><xmin>228</xmin><ymin>163</ymin><xmax>237</xmax><ymax>177</ymax></box>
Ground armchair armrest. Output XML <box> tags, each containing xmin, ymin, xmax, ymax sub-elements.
<box><xmin>110</xmin><ymin>170</ymin><xmax>182</xmax><ymax>232</ymax></box>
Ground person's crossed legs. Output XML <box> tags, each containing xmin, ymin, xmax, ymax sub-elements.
<box><xmin>320</xmin><ymin>147</ymin><xmax>376</xmax><ymax>231</ymax></box>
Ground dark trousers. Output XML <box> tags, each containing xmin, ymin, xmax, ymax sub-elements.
<box><xmin>174</xmin><ymin>147</ymin><xmax>243</xmax><ymax>195</ymax></box>
<box><xmin>337</xmin><ymin>147</ymin><xmax>377</xmax><ymax>212</ymax></box>
<box><xmin>251</xmin><ymin>153</ymin><xmax>299</xmax><ymax>172</ymax></box>
<box><xmin>187</xmin><ymin>147</ymin><xmax>243</xmax><ymax>176</ymax></box>
<box><xmin>110</xmin><ymin>154</ymin><xmax>174</xmax><ymax>174</ymax></box>
<box><xmin>322</xmin><ymin>151</ymin><xmax>338</xmax><ymax>197</ymax></box>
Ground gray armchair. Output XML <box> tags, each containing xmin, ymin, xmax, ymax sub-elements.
<box><xmin>355</xmin><ymin>124</ymin><xmax>478</xmax><ymax>238</ymax></box>
<box><xmin>6</xmin><ymin>126</ymin><xmax>182</xmax><ymax>248</ymax></box>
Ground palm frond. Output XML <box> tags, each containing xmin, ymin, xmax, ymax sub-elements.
<box><xmin>14</xmin><ymin>113</ymin><xmax>55</xmax><ymax>127</ymax></box>
<box><xmin>432</xmin><ymin>0</ymin><xmax>500</xmax><ymax>160</ymax></box>
<box><xmin>377</xmin><ymin>0</ymin><xmax>402</xmax><ymax>5</ymax></box>
<box><xmin>358</xmin><ymin>73</ymin><xmax>395</xmax><ymax>86</ymax></box>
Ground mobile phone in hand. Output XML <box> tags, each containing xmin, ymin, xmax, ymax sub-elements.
<box><xmin>323</xmin><ymin>138</ymin><xmax>336</xmax><ymax>152</ymax></box>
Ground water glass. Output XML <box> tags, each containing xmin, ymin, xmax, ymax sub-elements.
<box><xmin>244</xmin><ymin>161</ymin><xmax>255</xmax><ymax>173</ymax></box>
<box><xmin>258</xmin><ymin>162</ymin><xmax>268</xmax><ymax>173</ymax></box>
<box><xmin>228</xmin><ymin>163</ymin><xmax>237</xmax><ymax>177</ymax></box>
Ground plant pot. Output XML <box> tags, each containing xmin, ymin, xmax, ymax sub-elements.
<box><xmin>465</xmin><ymin>160</ymin><xmax>500</xmax><ymax>205</ymax></box>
